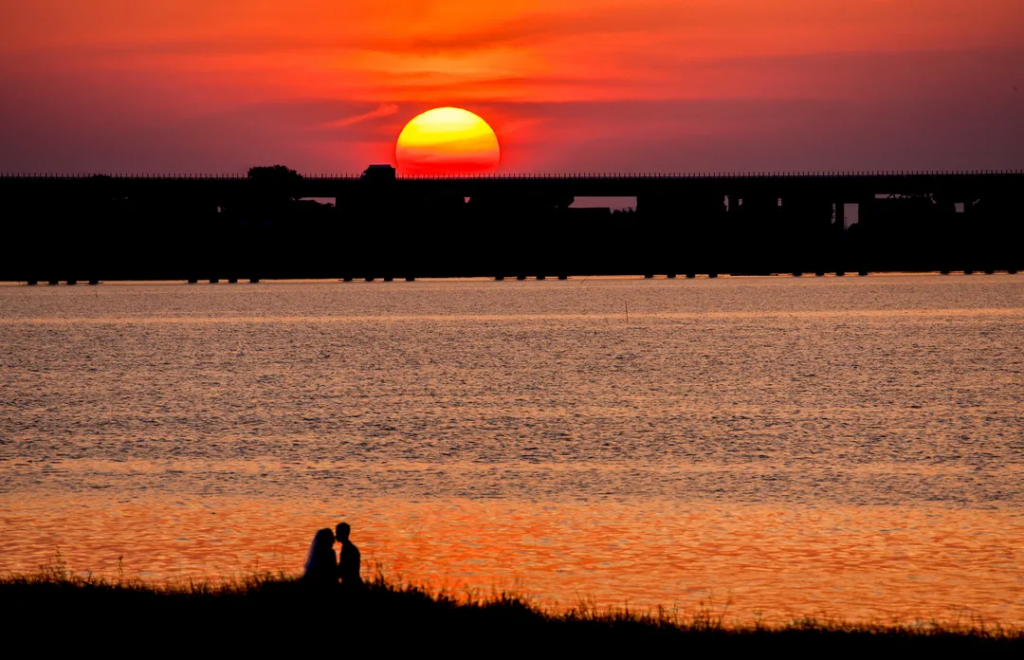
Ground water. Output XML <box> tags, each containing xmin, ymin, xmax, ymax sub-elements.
<box><xmin>1</xmin><ymin>276</ymin><xmax>1022</xmax><ymax>624</ymax></box>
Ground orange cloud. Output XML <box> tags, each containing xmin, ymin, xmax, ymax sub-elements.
<box><xmin>1</xmin><ymin>1</ymin><xmax>1022</xmax><ymax>172</ymax></box>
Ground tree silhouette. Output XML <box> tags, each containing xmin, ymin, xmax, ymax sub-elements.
<box><xmin>248</xmin><ymin>165</ymin><xmax>303</xmax><ymax>201</ymax></box>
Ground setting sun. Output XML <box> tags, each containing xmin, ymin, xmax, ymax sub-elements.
<box><xmin>396</xmin><ymin>108</ymin><xmax>500</xmax><ymax>176</ymax></box>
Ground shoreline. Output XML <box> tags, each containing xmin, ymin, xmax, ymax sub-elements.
<box><xmin>3</xmin><ymin>570</ymin><xmax>1021</xmax><ymax>649</ymax></box>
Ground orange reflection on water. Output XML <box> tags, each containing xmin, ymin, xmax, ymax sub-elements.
<box><xmin>2</xmin><ymin>495</ymin><xmax>1021</xmax><ymax>626</ymax></box>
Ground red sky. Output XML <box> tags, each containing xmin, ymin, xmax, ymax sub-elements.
<box><xmin>2</xmin><ymin>0</ymin><xmax>1022</xmax><ymax>173</ymax></box>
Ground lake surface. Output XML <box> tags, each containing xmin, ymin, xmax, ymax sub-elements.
<box><xmin>1</xmin><ymin>276</ymin><xmax>1022</xmax><ymax>624</ymax></box>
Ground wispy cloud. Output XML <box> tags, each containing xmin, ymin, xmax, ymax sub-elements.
<box><xmin>323</xmin><ymin>103</ymin><xmax>400</xmax><ymax>128</ymax></box>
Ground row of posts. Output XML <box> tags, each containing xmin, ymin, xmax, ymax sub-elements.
<box><xmin>22</xmin><ymin>270</ymin><xmax>1018</xmax><ymax>285</ymax></box>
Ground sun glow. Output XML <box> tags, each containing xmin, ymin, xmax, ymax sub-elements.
<box><xmin>396</xmin><ymin>107</ymin><xmax>500</xmax><ymax>175</ymax></box>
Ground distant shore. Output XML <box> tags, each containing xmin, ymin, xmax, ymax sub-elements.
<box><xmin>2</xmin><ymin>570</ymin><xmax>1020</xmax><ymax>652</ymax></box>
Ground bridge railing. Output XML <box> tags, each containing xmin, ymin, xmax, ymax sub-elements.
<box><xmin>1</xmin><ymin>170</ymin><xmax>1022</xmax><ymax>181</ymax></box>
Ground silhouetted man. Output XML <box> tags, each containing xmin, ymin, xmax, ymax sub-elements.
<box><xmin>336</xmin><ymin>522</ymin><xmax>364</xmax><ymax>592</ymax></box>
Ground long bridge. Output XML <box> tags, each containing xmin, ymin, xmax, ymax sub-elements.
<box><xmin>1</xmin><ymin>170</ymin><xmax>1021</xmax><ymax>282</ymax></box>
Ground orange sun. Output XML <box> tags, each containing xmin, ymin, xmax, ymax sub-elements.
<box><xmin>396</xmin><ymin>107</ymin><xmax>500</xmax><ymax>176</ymax></box>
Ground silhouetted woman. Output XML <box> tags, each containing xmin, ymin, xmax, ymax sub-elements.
<box><xmin>303</xmin><ymin>528</ymin><xmax>337</xmax><ymax>589</ymax></box>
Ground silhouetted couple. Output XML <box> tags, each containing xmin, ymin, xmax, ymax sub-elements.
<box><xmin>304</xmin><ymin>522</ymin><xmax>364</xmax><ymax>593</ymax></box>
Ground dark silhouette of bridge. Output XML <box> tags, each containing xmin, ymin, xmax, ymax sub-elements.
<box><xmin>1</xmin><ymin>168</ymin><xmax>1021</xmax><ymax>283</ymax></box>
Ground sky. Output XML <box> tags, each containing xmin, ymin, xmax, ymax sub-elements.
<box><xmin>1</xmin><ymin>0</ymin><xmax>1023</xmax><ymax>174</ymax></box>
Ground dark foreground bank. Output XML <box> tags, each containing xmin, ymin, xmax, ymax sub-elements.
<box><xmin>2</xmin><ymin>572</ymin><xmax>1020</xmax><ymax>654</ymax></box>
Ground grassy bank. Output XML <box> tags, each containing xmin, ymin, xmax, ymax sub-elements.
<box><xmin>2</xmin><ymin>569</ymin><xmax>1020</xmax><ymax>653</ymax></box>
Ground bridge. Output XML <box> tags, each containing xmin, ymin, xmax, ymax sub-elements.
<box><xmin>1</xmin><ymin>170</ymin><xmax>1021</xmax><ymax>282</ymax></box>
